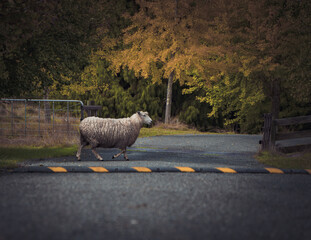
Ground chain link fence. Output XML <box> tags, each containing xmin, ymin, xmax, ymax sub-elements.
<box><xmin>0</xmin><ymin>99</ymin><xmax>84</xmax><ymax>144</ymax></box>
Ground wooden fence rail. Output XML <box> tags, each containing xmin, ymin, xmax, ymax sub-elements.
<box><xmin>261</xmin><ymin>114</ymin><xmax>311</xmax><ymax>152</ymax></box>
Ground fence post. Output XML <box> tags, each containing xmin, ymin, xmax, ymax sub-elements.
<box><xmin>80</xmin><ymin>104</ymin><xmax>84</xmax><ymax>121</ymax></box>
<box><xmin>38</xmin><ymin>101</ymin><xmax>41</xmax><ymax>136</ymax></box>
<box><xmin>262</xmin><ymin>113</ymin><xmax>272</xmax><ymax>150</ymax></box>
<box><xmin>52</xmin><ymin>101</ymin><xmax>55</xmax><ymax>134</ymax></box>
<box><xmin>24</xmin><ymin>100</ymin><xmax>27</xmax><ymax>137</ymax></box>
<box><xmin>67</xmin><ymin>101</ymin><xmax>69</xmax><ymax>135</ymax></box>
<box><xmin>11</xmin><ymin>101</ymin><xmax>14</xmax><ymax>136</ymax></box>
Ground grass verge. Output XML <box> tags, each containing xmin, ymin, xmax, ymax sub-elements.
<box><xmin>138</xmin><ymin>124</ymin><xmax>219</xmax><ymax>138</ymax></box>
<box><xmin>0</xmin><ymin>145</ymin><xmax>77</xmax><ymax>169</ymax></box>
<box><xmin>256</xmin><ymin>151</ymin><xmax>311</xmax><ymax>169</ymax></box>
<box><xmin>139</xmin><ymin>127</ymin><xmax>201</xmax><ymax>138</ymax></box>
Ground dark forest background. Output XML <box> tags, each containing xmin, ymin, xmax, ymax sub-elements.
<box><xmin>1</xmin><ymin>0</ymin><xmax>310</xmax><ymax>133</ymax></box>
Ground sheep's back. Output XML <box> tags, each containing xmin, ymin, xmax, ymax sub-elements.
<box><xmin>79</xmin><ymin>117</ymin><xmax>141</xmax><ymax>148</ymax></box>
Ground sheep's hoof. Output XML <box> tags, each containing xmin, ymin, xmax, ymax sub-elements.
<box><xmin>98</xmin><ymin>157</ymin><xmax>103</xmax><ymax>161</ymax></box>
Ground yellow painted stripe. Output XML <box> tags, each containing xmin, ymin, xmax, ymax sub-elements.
<box><xmin>305</xmin><ymin>169</ymin><xmax>311</xmax><ymax>175</ymax></box>
<box><xmin>175</xmin><ymin>167</ymin><xmax>195</xmax><ymax>172</ymax></box>
<box><xmin>89</xmin><ymin>167</ymin><xmax>109</xmax><ymax>173</ymax></box>
<box><xmin>48</xmin><ymin>167</ymin><xmax>67</xmax><ymax>173</ymax></box>
<box><xmin>216</xmin><ymin>167</ymin><xmax>237</xmax><ymax>173</ymax></box>
<box><xmin>265</xmin><ymin>168</ymin><xmax>284</xmax><ymax>174</ymax></box>
<box><xmin>132</xmin><ymin>167</ymin><xmax>152</xmax><ymax>173</ymax></box>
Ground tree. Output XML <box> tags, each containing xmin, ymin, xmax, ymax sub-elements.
<box><xmin>59</xmin><ymin>55</ymin><xmax>166</xmax><ymax>120</ymax></box>
<box><xmin>184</xmin><ymin>0</ymin><xmax>311</xmax><ymax>131</ymax></box>
<box><xmin>233</xmin><ymin>0</ymin><xmax>311</xmax><ymax>119</ymax></box>
<box><xmin>107</xmin><ymin>0</ymin><xmax>232</xmax><ymax>123</ymax></box>
<box><xmin>0</xmin><ymin>0</ymin><xmax>107</xmax><ymax>98</ymax></box>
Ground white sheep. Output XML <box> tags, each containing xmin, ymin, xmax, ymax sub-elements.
<box><xmin>76</xmin><ymin>111</ymin><xmax>152</xmax><ymax>161</ymax></box>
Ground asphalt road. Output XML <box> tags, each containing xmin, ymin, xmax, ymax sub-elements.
<box><xmin>1</xmin><ymin>134</ymin><xmax>310</xmax><ymax>240</ymax></box>
<box><xmin>22</xmin><ymin>134</ymin><xmax>264</xmax><ymax>168</ymax></box>
<box><xmin>0</xmin><ymin>173</ymin><xmax>310</xmax><ymax>240</ymax></box>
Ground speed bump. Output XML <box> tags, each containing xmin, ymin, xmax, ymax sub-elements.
<box><xmin>89</xmin><ymin>167</ymin><xmax>109</xmax><ymax>173</ymax></box>
<box><xmin>265</xmin><ymin>168</ymin><xmax>284</xmax><ymax>174</ymax></box>
<box><xmin>175</xmin><ymin>167</ymin><xmax>195</xmax><ymax>172</ymax></box>
<box><xmin>10</xmin><ymin>166</ymin><xmax>311</xmax><ymax>174</ymax></box>
<box><xmin>216</xmin><ymin>167</ymin><xmax>237</xmax><ymax>173</ymax></box>
<box><xmin>48</xmin><ymin>167</ymin><xmax>67</xmax><ymax>173</ymax></box>
<box><xmin>132</xmin><ymin>167</ymin><xmax>152</xmax><ymax>172</ymax></box>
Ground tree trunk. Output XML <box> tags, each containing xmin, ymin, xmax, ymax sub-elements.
<box><xmin>164</xmin><ymin>0</ymin><xmax>178</xmax><ymax>124</ymax></box>
<box><xmin>165</xmin><ymin>71</ymin><xmax>174</xmax><ymax>124</ymax></box>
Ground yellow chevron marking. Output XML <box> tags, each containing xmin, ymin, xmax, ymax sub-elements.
<box><xmin>89</xmin><ymin>167</ymin><xmax>109</xmax><ymax>173</ymax></box>
<box><xmin>132</xmin><ymin>167</ymin><xmax>152</xmax><ymax>172</ymax></box>
<box><xmin>265</xmin><ymin>168</ymin><xmax>284</xmax><ymax>174</ymax></box>
<box><xmin>175</xmin><ymin>167</ymin><xmax>195</xmax><ymax>172</ymax></box>
<box><xmin>305</xmin><ymin>169</ymin><xmax>311</xmax><ymax>175</ymax></box>
<box><xmin>48</xmin><ymin>167</ymin><xmax>67</xmax><ymax>173</ymax></box>
<box><xmin>216</xmin><ymin>167</ymin><xmax>237</xmax><ymax>173</ymax></box>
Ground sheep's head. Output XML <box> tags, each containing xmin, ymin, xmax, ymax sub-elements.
<box><xmin>137</xmin><ymin>111</ymin><xmax>152</xmax><ymax>125</ymax></box>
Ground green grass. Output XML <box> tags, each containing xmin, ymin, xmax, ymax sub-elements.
<box><xmin>139</xmin><ymin>126</ymin><xmax>208</xmax><ymax>138</ymax></box>
<box><xmin>0</xmin><ymin>145</ymin><xmax>77</xmax><ymax>169</ymax></box>
<box><xmin>256</xmin><ymin>151</ymin><xmax>311</xmax><ymax>169</ymax></box>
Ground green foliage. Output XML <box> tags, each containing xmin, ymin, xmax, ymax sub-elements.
<box><xmin>2</xmin><ymin>0</ymin><xmax>311</xmax><ymax>134</ymax></box>
<box><xmin>181</xmin><ymin>0</ymin><xmax>311</xmax><ymax>132</ymax></box>
<box><xmin>1</xmin><ymin>0</ymin><xmax>108</xmax><ymax>97</ymax></box>
<box><xmin>61</xmin><ymin>56</ymin><xmax>166</xmax><ymax>120</ymax></box>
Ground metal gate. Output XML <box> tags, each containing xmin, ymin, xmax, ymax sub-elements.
<box><xmin>0</xmin><ymin>99</ymin><xmax>84</xmax><ymax>139</ymax></box>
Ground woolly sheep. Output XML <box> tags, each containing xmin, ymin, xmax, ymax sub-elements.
<box><xmin>76</xmin><ymin>111</ymin><xmax>152</xmax><ymax>161</ymax></box>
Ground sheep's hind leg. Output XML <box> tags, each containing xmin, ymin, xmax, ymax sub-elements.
<box><xmin>112</xmin><ymin>148</ymin><xmax>128</xmax><ymax>161</ymax></box>
<box><xmin>76</xmin><ymin>146</ymin><xmax>82</xmax><ymax>161</ymax></box>
<box><xmin>91</xmin><ymin>147</ymin><xmax>103</xmax><ymax>161</ymax></box>
<box><xmin>76</xmin><ymin>136</ymin><xmax>88</xmax><ymax>161</ymax></box>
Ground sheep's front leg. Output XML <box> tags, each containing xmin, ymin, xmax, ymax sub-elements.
<box><xmin>91</xmin><ymin>147</ymin><xmax>103</xmax><ymax>161</ymax></box>
<box><xmin>123</xmin><ymin>149</ymin><xmax>129</xmax><ymax>161</ymax></box>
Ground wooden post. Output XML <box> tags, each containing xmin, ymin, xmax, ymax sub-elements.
<box><xmin>271</xmin><ymin>117</ymin><xmax>276</xmax><ymax>151</ymax></box>
<box><xmin>262</xmin><ymin>113</ymin><xmax>272</xmax><ymax>151</ymax></box>
<box><xmin>84</xmin><ymin>101</ymin><xmax>101</xmax><ymax>117</ymax></box>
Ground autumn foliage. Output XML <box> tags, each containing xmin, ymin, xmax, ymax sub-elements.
<box><xmin>1</xmin><ymin>0</ymin><xmax>311</xmax><ymax>133</ymax></box>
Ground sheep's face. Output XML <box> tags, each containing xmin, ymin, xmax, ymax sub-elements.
<box><xmin>138</xmin><ymin>111</ymin><xmax>152</xmax><ymax>125</ymax></box>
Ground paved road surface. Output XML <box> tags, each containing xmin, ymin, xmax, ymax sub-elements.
<box><xmin>1</xmin><ymin>134</ymin><xmax>310</xmax><ymax>240</ymax></box>
<box><xmin>0</xmin><ymin>173</ymin><xmax>310</xmax><ymax>240</ymax></box>
<box><xmin>22</xmin><ymin>134</ymin><xmax>264</xmax><ymax>168</ymax></box>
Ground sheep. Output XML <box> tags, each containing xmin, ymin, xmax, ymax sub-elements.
<box><xmin>76</xmin><ymin>111</ymin><xmax>152</xmax><ymax>161</ymax></box>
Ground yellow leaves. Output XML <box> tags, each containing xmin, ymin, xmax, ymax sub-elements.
<box><xmin>103</xmin><ymin>0</ymin><xmax>232</xmax><ymax>84</ymax></box>
<box><xmin>61</xmin><ymin>84</ymin><xmax>92</xmax><ymax>96</ymax></box>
